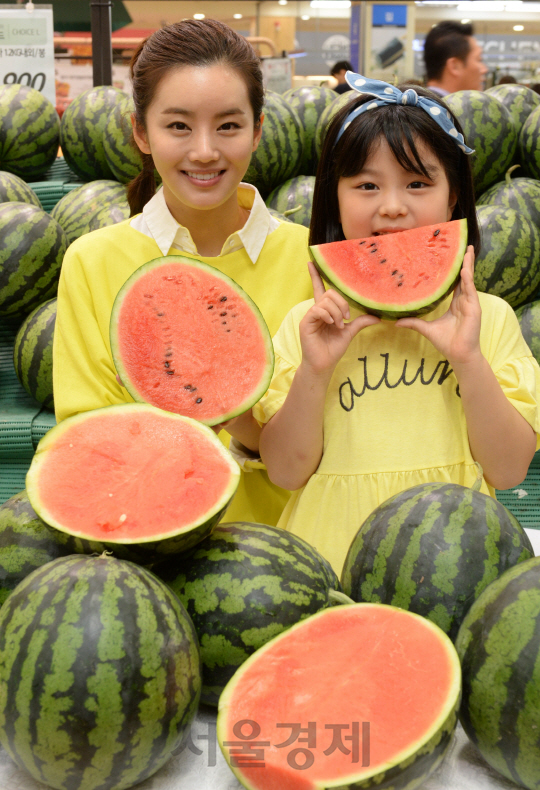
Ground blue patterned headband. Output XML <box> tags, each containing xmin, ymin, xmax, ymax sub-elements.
<box><xmin>336</xmin><ymin>72</ymin><xmax>474</xmax><ymax>155</ymax></box>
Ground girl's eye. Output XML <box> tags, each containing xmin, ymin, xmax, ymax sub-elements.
<box><xmin>219</xmin><ymin>122</ymin><xmax>241</xmax><ymax>131</ymax></box>
<box><xmin>358</xmin><ymin>182</ymin><xmax>378</xmax><ymax>191</ymax></box>
<box><xmin>408</xmin><ymin>181</ymin><xmax>429</xmax><ymax>189</ymax></box>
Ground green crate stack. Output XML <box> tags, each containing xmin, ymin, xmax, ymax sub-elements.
<box><xmin>27</xmin><ymin>157</ymin><xmax>83</xmax><ymax>213</ymax></box>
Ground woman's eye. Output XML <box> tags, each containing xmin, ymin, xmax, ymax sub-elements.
<box><xmin>168</xmin><ymin>122</ymin><xmax>189</xmax><ymax>131</ymax></box>
<box><xmin>219</xmin><ymin>122</ymin><xmax>240</xmax><ymax>131</ymax></box>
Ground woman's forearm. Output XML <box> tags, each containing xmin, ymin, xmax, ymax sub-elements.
<box><xmin>455</xmin><ymin>353</ymin><xmax>536</xmax><ymax>489</ymax></box>
<box><xmin>260</xmin><ymin>363</ymin><xmax>333</xmax><ymax>490</ymax></box>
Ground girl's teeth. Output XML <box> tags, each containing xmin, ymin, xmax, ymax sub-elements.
<box><xmin>187</xmin><ymin>172</ymin><xmax>220</xmax><ymax>181</ymax></box>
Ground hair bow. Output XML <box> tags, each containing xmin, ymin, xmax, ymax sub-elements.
<box><xmin>335</xmin><ymin>72</ymin><xmax>474</xmax><ymax>155</ymax></box>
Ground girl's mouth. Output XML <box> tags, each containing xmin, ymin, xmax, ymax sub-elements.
<box><xmin>183</xmin><ymin>170</ymin><xmax>225</xmax><ymax>186</ymax></box>
<box><xmin>373</xmin><ymin>228</ymin><xmax>406</xmax><ymax>236</ymax></box>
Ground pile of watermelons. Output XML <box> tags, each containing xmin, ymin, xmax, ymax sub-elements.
<box><xmin>3</xmin><ymin>77</ymin><xmax>540</xmax><ymax>789</ymax></box>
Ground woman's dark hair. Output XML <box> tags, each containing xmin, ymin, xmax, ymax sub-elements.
<box><xmin>127</xmin><ymin>19</ymin><xmax>264</xmax><ymax>215</ymax></box>
<box><xmin>309</xmin><ymin>85</ymin><xmax>480</xmax><ymax>256</ymax></box>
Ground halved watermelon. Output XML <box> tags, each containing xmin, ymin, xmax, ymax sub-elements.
<box><xmin>26</xmin><ymin>404</ymin><xmax>240</xmax><ymax>561</ymax></box>
<box><xmin>218</xmin><ymin>603</ymin><xmax>461</xmax><ymax>790</ymax></box>
<box><xmin>110</xmin><ymin>256</ymin><xmax>274</xmax><ymax>426</ymax></box>
<box><xmin>310</xmin><ymin>219</ymin><xmax>468</xmax><ymax>319</ymax></box>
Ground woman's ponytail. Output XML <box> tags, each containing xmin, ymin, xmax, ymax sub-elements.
<box><xmin>127</xmin><ymin>152</ymin><xmax>156</xmax><ymax>217</ymax></box>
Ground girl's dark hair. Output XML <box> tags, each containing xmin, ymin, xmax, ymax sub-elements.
<box><xmin>127</xmin><ymin>19</ymin><xmax>264</xmax><ymax>215</ymax></box>
<box><xmin>309</xmin><ymin>86</ymin><xmax>480</xmax><ymax>256</ymax></box>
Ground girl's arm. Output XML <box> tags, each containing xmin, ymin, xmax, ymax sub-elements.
<box><xmin>260</xmin><ymin>264</ymin><xmax>380</xmax><ymax>490</ymax></box>
<box><xmin>213</xmin><ymin>410</ymin><xmax>262</xmax><ymax>453</ymax></box>
<box><xmin>397</xmin><ymin>247</ymin><xmax>536</xmax><ymax>490</ymax></box>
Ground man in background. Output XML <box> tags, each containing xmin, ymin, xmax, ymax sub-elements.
<box><xmin>330</xmin><ymin>60</ymin><xmax>354</xmax><ymax>93</ymax></box>
<box><xmin>423</xmin><ymin>21</ymin><xmax>487</xmax><ymax>96</ymax></box>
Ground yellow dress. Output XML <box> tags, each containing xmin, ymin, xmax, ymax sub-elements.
<box><xmin>53</xmin><ymin>216</ymin><xmax>313</xmax><ymax>527</ymax></box>
<box><xmin>253</xmin><ymin>292</ymin><xmax>540</xmax><ymax>575</ymax></box>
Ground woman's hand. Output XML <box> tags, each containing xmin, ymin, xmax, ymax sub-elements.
<box><xmin>395</xmin><ymin>246</ymin><xmax>481</xmax><ymax>367</ymax></box>
<box><xmin>301</xmin><ymin>262</ymin><xmax>380</xmax><ymax>376</ymax></box>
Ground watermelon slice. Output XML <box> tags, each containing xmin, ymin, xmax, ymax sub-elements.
<box><xmin>26</xmin><ymin>404</ymin><xmax>240</xmax><ymax>561</ymax></box>
<box><xmin>110</xmin><ymin>256</ymin><xmax>274</xmax><ymax>426</ymax></box>
<box><xmin>218</xmin><ymin>604</ymin><xmax>461</xmax><ymax>790</ymax></box>
<box><xmin>310</xmin><ymin>219</ymin><xmax>468</xmax><ymax>319</ymax></box>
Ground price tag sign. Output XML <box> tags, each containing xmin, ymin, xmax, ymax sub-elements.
<box><xmin>0</xmin><ymin>4</ymin><xmax>55</xmax><ymax>107</ymax></box>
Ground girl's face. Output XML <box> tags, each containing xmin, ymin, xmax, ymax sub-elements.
<box><xmin>337</xmin><ymin>136</ymin><xmax>456</xmax><ymax>240</ymax></box>
<box><xmin>133</xmin><ymin>64</ymin><xmax>262</xmax><ymax>214</ymax></box>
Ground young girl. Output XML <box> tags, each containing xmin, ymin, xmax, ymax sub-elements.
<box><xmin>53</xmin><ymin>19</ymin><xmax>314</xmax><ymax>527</ymax></box>
<box><xmin>255</xmin><ymin>74</ymin><xmax>540</xmax><ymax>574</ymax></box>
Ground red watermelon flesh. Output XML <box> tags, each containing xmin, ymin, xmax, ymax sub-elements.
<box><xmin>110</xmin><ymin>256</ymin><xmax>274</xmax><ymax>426</ymax></box>
<box><xmin>310</xmin><ymin>219</ymin><xmax>467</xmax><ymax>319</ymax></box>
<box><xmin>26</xmin><ymin>404</ymin><xmax>240</xmax><ymax>546</ymax></box>
<box><xmin>218</xmin><ymin>604</ymin><xmax>461</xmax><ymax>790</ymax></box>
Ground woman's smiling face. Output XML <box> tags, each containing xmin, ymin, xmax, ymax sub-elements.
<box><xmin>133</xmin><ymin>63</ymin><xmax>263</xmax><ymax>215</ymax></box>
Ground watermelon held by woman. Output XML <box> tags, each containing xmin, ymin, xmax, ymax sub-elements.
<box><xmin>0</xmin><ymin>553</ymin><xmax>201</xmax><ymax>790</ymax></box>
<box><xmin>217</xmin><ymin>603</ymin><xmax>461</xmax><ymax>790</ymax></box>
<box><xmin>456</xmin><ymin>556</ymin><xmax>540</xmax><ymax>790</ymax></box>
<box><xmin>110</xmin><ymin>256</ymin><xmax>274</xmax><ymax>426</ymax></box>
<box><xmin>156</xmin><ymin>521</ymin><xmax>342</xmax><ymax>706</ymax></box>
<box><xmin>309</xmin><ymin>218</ymin><xmax>467</xmax><ymax>319</ymax></box>
<box><xmin>26</xmin><ymin>403</ymin><xmax>241</xmax><ymax>562</ymax></box>
<box><xmin>341</xmin><ymin>481</ymin><xmax>534</xmax><ymax>642</ymax></box>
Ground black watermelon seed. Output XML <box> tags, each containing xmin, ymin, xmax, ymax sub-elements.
<box><xmin>184</xmin><ymin>385</ymin><xmax>191</xmax><ymax>390</ymax></box>
<box><xmin>359</xmin><ymin>240</ymin><xmax>366</xmax><ymax>245</ymax></box>
<box><xmin>165</xmin><ymin>352</ymin><xmax>173</xmax><ymax>357</ymax></box>
<box><xmin>164</xmin><ymin>362</ymin><xmax>169</xmax><ymax>368</ymax></box>
<box><xmin>207</xmin><ymin>305</ymin><xmax>214</xmax><ymax>309</ymax></box>
<box><xmin>433</xmin><ymin>229</ymin><xmax>440</xmax><ymax>236</ymax></box>
<box><xmin>166</xmin><ymin>370</ymin><xmax>175</xmax><ymax>375</ymax></box>
<box><xmin>380</xmin><ymin>259</ymin><xmax>386</xmax><ymax>263</ymax></box>
<box><xmin>196</xmin><ymin>398</ymin><xmax>202</xmax><ymax>404</ymax></box>
<box><xmin>226</xmin><ymin>329</ymin><xmax>231</xmax><ymax>332</ymax></box>
<box><xmin>392</xmin><ymin>270</ymin><xmax>398</xmax><ymax>276</ymax></box>
<box><xmin>397</xmin><ymin>282</ymin><xmax>403</xmax><ymax>287</ymax></box>
<box><xmin>370</xmin><ymin>249</ymin><xmax>377</xmax><ymax>253</ymax></box>
<box><xmin>222</xmin><ymin>321</ymin><xmax>227</xmax><ymax>325</ymax></box>
<box><xmin>157</xmin><ymin>312</ymin><xmax>164</xmax><ymax>316</ymax></box>
<box><xmin>220</xmin><ymin>296</ymin><xmax>227</xmax><ymax>302</ymax></box>
<box><xmin>369</xmin><ymin>242</ymin><xmax>376</xmax><ymax>247</ymax></box>
<box><xmin>220</xmin><ymin>312</ymin><xmax>227</xmax><ymax>316</ymax></box>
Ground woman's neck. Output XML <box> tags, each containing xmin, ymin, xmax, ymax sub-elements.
<box><xmin>162</xmin><ymin>186</ymin><xmax>250</xmax><ymax>258</ymax></box>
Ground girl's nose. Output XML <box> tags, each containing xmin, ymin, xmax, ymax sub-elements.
<box><xmin>379</xmin><ymin>191</ymin><xmax>407</xmax><ymax>218</ymax></box>
<box><xmin>188</xmin><ymin>131</ymin><xmax>219</xmax><ymax>163</ymax></box>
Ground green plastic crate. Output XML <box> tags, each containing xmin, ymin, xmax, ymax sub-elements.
<box><xmin>496</xmin><ymin>451</ymin><xmax>540</xmax><ymax>529</ymax></box>
<box><xmin>27</xmin><ymin>157</ymin><xmax>83</xmax><ymax>213</ymax></box>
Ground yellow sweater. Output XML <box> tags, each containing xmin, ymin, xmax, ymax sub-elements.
<box><xmin>53</xmin><ymin>217</ymin><xmax>313</xmax><ymax>526</ymax></box>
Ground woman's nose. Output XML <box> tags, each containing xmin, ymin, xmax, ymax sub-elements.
<box><xmin>188</xmin><ymin>131</ymin><xmax>219</xmax><ymax>163</ymax></box>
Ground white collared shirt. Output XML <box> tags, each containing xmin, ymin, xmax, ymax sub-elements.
<box><xmin>130</xmin><ymin>182</ymin><xmax>280</xmax><ymax>263</ymax></box>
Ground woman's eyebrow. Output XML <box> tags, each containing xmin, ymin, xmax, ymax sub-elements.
<box><xmin>160</xmin><ymin>107</ymin><xmax>246</xmax><ymax>117</ymax></box>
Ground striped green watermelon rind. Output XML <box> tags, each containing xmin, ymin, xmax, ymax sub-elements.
<box><xmin>486</xmin><ymin>84</ymin><xmax>540</xmax><ymax>134</ymax></box>
<box><xmin>516</xmin><ymin>300</ymin><xmax>540</xmax><ymax>365</ymax></box>
<box><xmin>26</xmin><ymin>404</ymin><xmax>241</xmax><ymax>562</ymax></box>
<box><xmin>0</xmin><ymin>171</ymin><xmax>42</xmax><ymax>208</ymax></box>
<box><xmin>341</xmin><ymin>482</ymin><xmax>534</xmax><ymax>642</ymax></box>
<box><xmin>87</xmin><ymin>201</ymin><xmax>130</xmax><ymax>233</ymax></box>
<box><xmin>155</xmin><ymin>521</ymin><xmax>340</xmax><ymax>706</ymax></box>
<box><xmin>0</xmin><ymin>553</ymin><xmax>201</xmax><ymax>790</ymax></box>
<box><xmin>282</xmin><ymin>85</ymin><xmax>336</xmax><ymax>175</ymax></box>
<box><xmin>444</xmin><ymin>90</ymin><xmax>518</xmax><ymax>195</ymax></box>
<box><xmin>0</xmin><ymin>203</ymin><xmax>67</xmax><ymax>320</ymax></box>
<box><xmin>266</xmin><ymin>175</ymin><xmax>315</xmax><ymax>228</ymax></box>
<box><xmin>218</xmin><ymin>604</ymin><xmax>461</xmax><ymax>790</ymax></box>
<box><xmin>243</xmin><ymin>92</ymin><xmax>304</xmax><ymax>199</ymax></box>
<box><xmin>0</xmin><ymin>491</ymin><xmax>75</xmax><ymax>607</ymax></box>
<box><xmin>310</xmin><ymin>218</ymin><xmax>468</xmax><ymax>320</ymax></box>
<box><xmin>0</xmin><ymin>85</ymin><xmax>60</xmax><ymax>180</ymax></box>
<box><xmin>267</xmin><ymin>207</ymin><xmax>292</xmax><ymax>223</ymax></box>
<box><xmin>519</xmin><ymin>104</ymin><xmax>540</xmax><ymax>179</ymax></box>
<box><xmin>455</xmin><ymin>556</ymin><xmax>540</xmax><ymax>789</ymax></box>
<box><xmin>474</xmin><ymin>204</ymin><xmax>540</xmax><ymax>308</ymax></box>
<box><xmin>13</xmin><ymin>298</ymin><xmax>56</xmax><ymax>409</ymax></box>
<box><xmin>102</xmin><ymin>93</ymin><xmax>142</xmax><ymax>184</ymax></box>
<box><xmin>477</xmin><ymin>171</ymin><xmax>540</xmax><ymax>229</ymax></box>
<box><xmin>60</xmin><ymin>86</ymin><xmax>125</xmax><ymax>181</ymax></box>
<box><xmin>313</xmin><ymin>90</ymin><xmax>357</xmax><ymax>162</ymax></box>
<box><xmin>110</xmin><ymin>256</ymin><xmax>275</xmax><ymax>426</ymax></box>
<box><xmin>50</xmin><ymin>179</ymin><xmax>128</xmax><ymax>244</ymax></box>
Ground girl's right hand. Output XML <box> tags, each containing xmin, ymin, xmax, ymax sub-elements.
<box><xmin>300</xmin><ymin>262</ymin><xmax>380</xmax><ymax>375</ymax></box>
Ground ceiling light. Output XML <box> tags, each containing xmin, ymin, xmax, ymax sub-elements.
<box><xmin>193</xmin><ymin>13</ymin><xmax>205</xmax><ymax>20</ymax></box>
<box><xmin>514</xmin><ymin>24</ymin><xmax>524</xmax><ymax>31</ymax></box>
<box><xmin>461</xmin><ymin>18</ymin><xmax>471</xmax><ymax>23</ymax></box>
<box><xmin>234</xmin><ymin>13</ymin><xmax>243</xmax><ymax>18</ymax></box>
<box><xmin>301</xmin><ymin>14</ymin><xmax>311</xmax><ymax>19</ymax></box>
<box><xmin>278</xmin><ymin>0</ymin><xmax>288</xmax><ymax>5</ymax></box>
<box><xmin>310</xmin><ymin>0</ymin><xmax>351</xmax><ymax>7</ymax></box>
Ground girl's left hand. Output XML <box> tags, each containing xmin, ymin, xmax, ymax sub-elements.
<box><xmin>395</xmin><ymin>246</ymin><xmax>481</xmax><ymax>366</ymax></box>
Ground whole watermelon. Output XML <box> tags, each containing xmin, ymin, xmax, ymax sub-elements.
<box><xmin>0</xmin><ymin>203</ymin><xmax>67</xmax><ymax>319</ymax></box>
<box><xmin>266</xmin><ymin>175</ymin><xmax>315</xmax><ymax>228</ymax></box>
<box><xmin>314</xmin><ymin>90</ymin><xmax>356</xmax><ymax>163</ymax></box>
<box><xmin>477</xmin><ymin>165</ymin><xmax>540</xmax><ymax>229</ymax></box>
<box><xmin>516</xmin><ymin>300</ymin><xmax>540</xmax><ymax>365</ymax></box>
<box><xmin>243</xmin><ymin>92</ymin><xmax>304</xmax><ymax>198</ymax></box>
<box><xmin>474</xmin><ymin>204</ymin><xmax>540</xmax><ymax>308</ymax></box>
<box><xmin>60</xmin><ymin>86</ymin><xmax>125</xmax><ymax>181</ymax></box>
<box><xmin>0</xmin><ymin>490</ymin><xmax>73</xmax><ymax>606</ymax></box>
<box><xmin>156</xmin><ymin>521</ymin><xmax>341</xmax><ymax>705</ymax></box>
<box><xmin>102</xmin><ymin>93</ymin><xmax>143</xmax><ymax>184</ymax></box>
<box><xmin>444</xmin><ymin>90</ymin><xmax>518</xmax><ymax>195</ymax></box>
<box><xmin>50</xmin><ymin>179</ymin><xmax>128</xmax><ymax>244</ymax></box>
<box><xmin>87</xmin><ymin>202</ymin><xmax>130</xmax><ymax>232</ymax></box>
<box><xmin>13</xmin><ymin>297</ymin><xmax>56</xmax><ymax>409</ymax></box>
<box><xmin>486</xmin><ymin>83</ymin><xmax>540</xmax><ymax>134</ymax></box>
<box><xmin>0</xmin><ymin>170</ymin><xmax>41</xmax><ymax>208</ymax></box>
<box><xmin>282</xmin><ymin>85</ymin><xmax>336</xmax><ymax>175</ymax></box>
<box><xmin>519</xmin><ymin>104</ymin><xmax>540</xmax><ymax>179</ymax></box>
<box><xmin>0</xmin><ymin>554</ymin><xmax>201</xmax><ymax>790</ymax></box>
<box><xmin>456</xmin><ymin>557</ymin><xmax>540</xmax><ymax>790</ymax></box>
<box><xmin>0</xmin><ymin>84</ymin><xmax>60</xmax><ymax>180</ymax></box>
<box><xmin>341</xmin><ymin>482</ymin><xmax>534</xmax><ymax>641</ymax></box>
